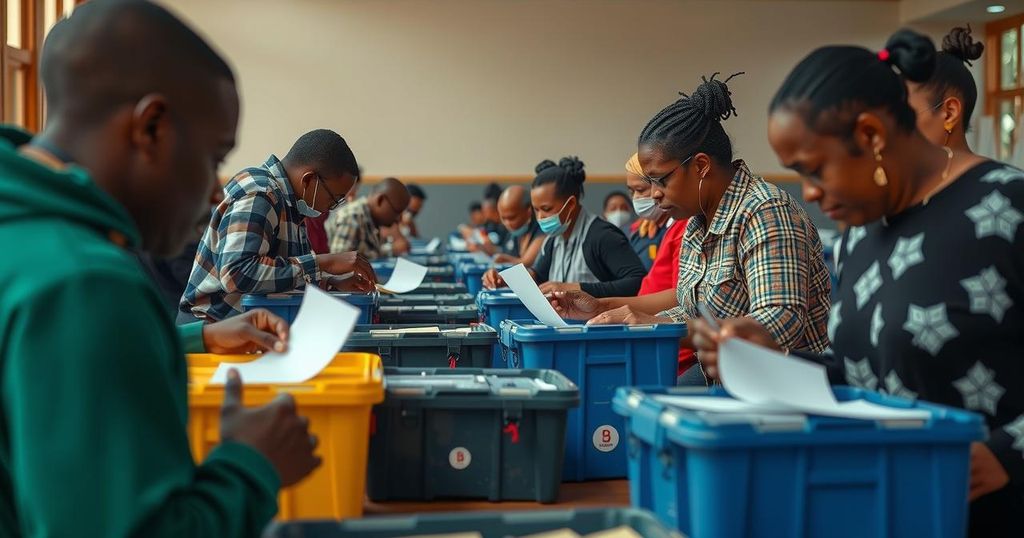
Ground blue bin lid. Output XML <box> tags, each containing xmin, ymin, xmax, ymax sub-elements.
<box><xmin>476</xmin><ymin>289</ymin><xmax>525</xmax><ymax>307</ymax></box>
<box><xmin>241</xmin><ymin>291</ymin><xmax>378</xmax><ymax>307</ymax></box>
<box><xmin>614</xmin><ymin>385</ymin><xmax>986</xmax><ymax>449</ymax></box>
<box><xmin>500</xmin><ymin>319</ymin><xmax>686</xmax><ymax>343</ymax></box>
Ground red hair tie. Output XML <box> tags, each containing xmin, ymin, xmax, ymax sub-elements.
<box><xmin>878</xmin><ymin>49</ymin><xmax>891</xmax><ymax>62</ymax></box>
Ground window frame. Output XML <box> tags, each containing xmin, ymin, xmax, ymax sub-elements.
<box><xmin>986</xmin><ymin>13</ymin><xmax>1024</xmax><ymax>160</ymax></box>
<box><xmin>1</xmin><ymin>0</ymin><xmax>82</xmax><ymax>132</ymax></box>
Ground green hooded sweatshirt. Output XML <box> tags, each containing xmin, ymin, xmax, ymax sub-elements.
<box><xmin>0</xmin><ymin>128</ymin><xmax>280</xmax><ymax>537</ymax></box>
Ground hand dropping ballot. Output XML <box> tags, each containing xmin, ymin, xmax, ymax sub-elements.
<box><xmin>498</xmin><ymin>264</ymin><xmax>568</xmax><ymax>327</ymax></box>
<box><xmin>654</xmin><ymin>306</ymin><xmax>930</xmax><ymax>421</ymax></box>
<box><xmin>376</xmin><ymin>258</ymin><xmax>428</xmax><ymax>294</ymax></box>
<box><xmin>209</xmin><ymin>287</ymin><xmax>359</xmax><ymax>384</ymax></box>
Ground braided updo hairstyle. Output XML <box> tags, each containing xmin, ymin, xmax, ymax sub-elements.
<box><xmin>638</xmin><ymin>72</ymin><xmax>744</xmax><ymax>164</ymax></box>
<box><xmin>532</xmin><ymin>156</ymin><xmax>587</xmax><ymax>198</ymax></box>
<box><xmin>918</xmin><ymin>25</ymin><xmax>984</xmax><ymax>129</ymax></box>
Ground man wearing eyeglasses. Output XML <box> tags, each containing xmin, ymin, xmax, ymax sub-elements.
<box><xmin>327</xmin><ymin>176</ymin><xmax>412</xmax><ymax>260</ymax></box>
<box><xmin>179</xmin><ymin>129</ymin><xmax>377</xmax><ymax>323</ymax></box>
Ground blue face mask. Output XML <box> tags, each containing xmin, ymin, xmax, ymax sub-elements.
<box><xmin>296</xmin><ymin>181</ymin><xmax>322</xmax><ymax>218</ymax></box>
<box><xmin>507</xmin><ymin>221</ymin><xmax>531</xmax><ymax>238</ymax></box>
<box><xmin>538</xmin><ymin>197</ymin><xmax>573</xmax><ymax>236</ymax></box>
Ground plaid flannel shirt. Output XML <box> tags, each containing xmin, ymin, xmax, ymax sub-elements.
<box><xmin>326</xmin><ymin>198</ymin><xmax>393</xmax><ymax>259</ymax></box>
<box><xmin>661</xmin><ymin>161</ymin><xmax>831</xmax><ymax>352</ymax></box>
<box><xmin>181</xmin><ymin>155</ymin><xmax>320</xmax><ymax>320</ymax></box>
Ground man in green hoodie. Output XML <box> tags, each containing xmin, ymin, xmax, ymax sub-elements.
<box><xmin>0</xmin><ymin>1</ymin><xmax>322</xmax><ymax>536</ymax></box>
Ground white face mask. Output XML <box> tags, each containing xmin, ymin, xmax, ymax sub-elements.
<box><xmin>605</xmin><ymin>210</ymin><xmax>633</xmax><ymax>228</ymax></box>
<box><xmin>632</xmin><ymin>195</ymin><xmax>666</xmax><ymax>220</ymax></box>
<box><xmin>296</xmin><ymin>180</ymin><xmax>322</xmax><ymax>218</ymax></box>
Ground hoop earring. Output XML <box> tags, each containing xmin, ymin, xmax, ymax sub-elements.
<box><xmin>873</xmin><ymin>147</ymin><xmax>888</xmax><ymax>187</ymax></box>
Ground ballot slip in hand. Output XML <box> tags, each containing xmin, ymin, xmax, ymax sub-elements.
<box><xmin>209</xmin><ymin>286</ymin><xmax>359</xmax><ymax>384</ymax></box>
<box><xmin>498</xmin><ymin>264</ymin><xmax>568</xmax><ymax>327</ymax></box>
<box><xmin>710</xmin><ymin>338</ymin><xmax>931</xmax><ymax>420</ymax></box>
<box><xmin>376</xmin><ymin>258</ymin><xmax>428</xmax><ymax>294</ymax></box>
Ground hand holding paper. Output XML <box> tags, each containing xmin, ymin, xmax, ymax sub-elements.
<box><xmin>210</xmin><ymin>287</ymin><xmax>359</xmax><ymax>384</ymax></box>
<box><xmin>715</xmin><ymin>338</ymin><xmax>930</xmax><ymax>420</ymax></box>
<box><xmin>498</xmin><ymin>264</ymin><xmax>568</xmax><ymax>327</ymax></box>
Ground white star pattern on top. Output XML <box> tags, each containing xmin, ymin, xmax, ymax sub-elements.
<box><xmin>953</xmin><ymin>362</ymin><xmax>1005</xmax><ymax>416</ymax></box>
<box><xmin>903</xmin><ymin>304</ymin><xmax>959</xmax><ymax>356</ymax></box>
<box><xmin>870</xmin><ymin>303</ymin><xmax>883</xmax><ymax>347</ymax></box>
<box><xmin>887</xmin><ymin>233</ymin><xmax>925</xmax><ymax>280</ymax></box>
<box><xmin>845</xmin><ymin>226</ymin><xmax>867</xmax><ymax>254</ymax></box>
<box><xmin>1005</xmin><ymin>416</ymin><xmax>1024</xmax><ymax>452</ymax></box>
<box><xmin>960</xmin><ymin>266</ymin><xmax>1013</xmax><ymax>322</ymax></box>
<box><xmin>844</xmin><ymin>358</ymin><xmax>878</xmax><ymax>390</ymax></box>
<box><xmin>828</xmin><ymin>301</ymin><xmax>842</xmax><ymax>343</ymax></box>
<box><xmin>980</xmin><ymin>166</ymin><xmax>1024</xmax><ymax>185</ymax></box>
<box><xmin>884</xmin><ymin>371</ymin><xmax>917</xmax><ymax>400</ymax></box>
<box><xmin>853</xmin><ymin>261</ymin><xmax>882</xmax><ymax>310</ymax></box>
<box><xmin>965</xmin><ymin>191</ymin><xmax>1022</xmax><ymax>242</ymax></box>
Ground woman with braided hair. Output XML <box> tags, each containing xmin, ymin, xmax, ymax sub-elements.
<box><xmin>549</xmin><ymin>73</ymin><xmax>832</xmax><ymax>382</ymax></box>
<box><xmin>688</xmin><ymin>29</ymin><xmax>1024</xmax><ymax>535</ymax></box>
<box><xmin>905</xmin><ymin>25</ymin><xmax>987</xmax><ymax>181</ymax></box>
<box><xmin>482</xmin><ymin>156</ymin><xmax>647</xmax><ymax>297</ymax></box>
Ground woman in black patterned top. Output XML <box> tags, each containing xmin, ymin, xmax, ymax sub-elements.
<box><xmin>690</xmin><ymin>29</ymin><xmax>1023</xmax><ymax>536</ymax></box>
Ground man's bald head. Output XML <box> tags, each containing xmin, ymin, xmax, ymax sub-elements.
<box><xmin>34</xmin><ymin>0</ymin><xmax>241</xmax><ymax>258</ymax></box>
<box><xmin>499</xmin><ymin>185</ymin><xmax>530</xmax><ymax>211</ymax></box>
<box><xmin>497</xmin><ymin>184</ymin><xmax>533</xmax><ymax>234</ymax></box>
<box><xmin>41</xmin><ymin>0</ymin><xmax>234</xmax><ymax>125</ymax></box>
<box><xmin>369</xmin><ymin>177</ymin><xmax>411</xmax><ymax>227</ymax></box>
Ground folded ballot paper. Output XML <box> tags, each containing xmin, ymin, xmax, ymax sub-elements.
<box><xmin>209</xmin><ymin>287</ymin><xmax>358</xmax><ymax>384</ymax></box>
<box><xmin>656</xmin><ymin>338</ymin><xmax>931</xmax><ymax>421</ymax></box>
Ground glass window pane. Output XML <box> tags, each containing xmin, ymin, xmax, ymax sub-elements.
<box><xmin>45</xmin><ymin>0</ymin><xmax>59</xmax><ymax>35</ymax></box>
<box><xmin>999</xmin><ymin>99</ymin><xmax>1017</xmax><ymax>161</ymax></box>
<box><xmin>6</xmin><ymin>0</ymin><xmax>22</xmax><ymax>47</ymax></box>
<box><xmin>1002</xmin><ymin>29</ymin><xmax>1020</xmax><ymax>90</ymax></box>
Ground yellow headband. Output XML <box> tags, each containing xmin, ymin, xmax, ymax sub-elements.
<box><xmin>625</xmin><ymin>153</ymin><xmax>644</xmax><ymax>177</ymax></box>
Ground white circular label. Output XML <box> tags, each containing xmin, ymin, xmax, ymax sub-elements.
<box><xmin>592</xmin><ymin>425</ymin><xmax>620</xmax><ymax>453</ymax></box>
<box><xmin>448</xmin><ymin>447</ymin><xmax>472</xmax><ymax>470</ymax></box>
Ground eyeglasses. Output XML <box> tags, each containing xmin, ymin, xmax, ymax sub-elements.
<box><xmin>317</xmin><ymin>176</ymin><xmax>347</xmax><ymax>211</ymax></box>
<box><xmin>642</xmin><ymin>154</ymin><xmax>694</xmax><ymax>188</ymax></box>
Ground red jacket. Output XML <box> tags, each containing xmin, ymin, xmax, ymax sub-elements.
<box><xmin>305</xmin><ymin>213</ymin><xmax>330</xmax><ymax>255</ymax></box>
<box><xmin>638</xmin><ymin>219</ymin><xmax>686</xmax><ymax>295</ymax></box>
<box><xmin>636</xmin><ymin>219</ymin><xmax>696</xmax><ymax>375</ymax></box>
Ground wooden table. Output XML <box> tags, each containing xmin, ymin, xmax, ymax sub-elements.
<box><xmin>365</xmin><ymin>480</ymin><xmax>630</xmax><ymax>516</ymax></box>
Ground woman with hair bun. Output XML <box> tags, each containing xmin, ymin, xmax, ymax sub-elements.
<box><xmin>482</xmin><ymin>156</ymin><xmax>647</xmax><ymax>297</ymax></box>
<box><xmin>690</xmin><ymin>29</ymin><xmax>1024</xmax><ymax>535</ymax></box>
<box><xmin>549</xmin><ymin>73</ymin><xmax>832</xmax><ymax>383</ymax></box>
<box><xmin>906</xmin><ymin>25</ymin><xmax>987</xmax><ymax>179</ymax></box>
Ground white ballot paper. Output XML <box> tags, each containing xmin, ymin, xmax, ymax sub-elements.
<box><xmin>424</xmin><ymin>238</ymin><xmax>442</xmax><ymax>253</ymax></box>
<box><xmin>377</xmin><ymin>258</ymin><xmax>428</xmax><ymax>294</ymax></box>
<box><xmin>499</xmin><ymin>264</ymin><xmax>569</xmax><ymax>327</ymax></box>
<box><xmin>712</xmin><ymin>338</ymin><xmax>931</xmax><ymax>420</ymax></box>
<box><xmin>209</xmin><ymin>287</ymin><xmax>359</xmax><ymax>384</ymax></box>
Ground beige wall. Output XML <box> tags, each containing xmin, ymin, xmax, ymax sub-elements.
<box><xmin>168</xmin><ymin>0</ymin><xmax>950</xmax><ymax>177</ymax></box>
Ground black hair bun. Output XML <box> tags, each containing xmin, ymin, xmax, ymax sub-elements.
<box><xmin>535</xmin><ymin>159</ymin><xmax>558</xmax><ymax>174</ymax></box>
<box><xmin>885</xmin><ymin>29</ymin><xmax>937</xmax><ymax>83</ymax></box>
<box><xmin>687</xmin><ymin>72</ymin><xmax>743</xmax><ymax>123</ymax></box>
<box><xmin>558</xmin><ymin>156</ymin><xmax>586</xmax><ymax>184</ymax></box>
<box><xmin>942</xmin><ymin>25</ymin><xmax>984</xmax><ymax>65</ymax></box>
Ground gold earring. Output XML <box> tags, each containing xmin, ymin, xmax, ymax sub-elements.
<box><xmin>873</xmin><ymin>147</ymin><xmax>888</xmax><ymax>187</ymax></box>
<box><xmin>943</xmin><ymin>122</ymin><xmax>954</xmax><ymax>146</ymax></box>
